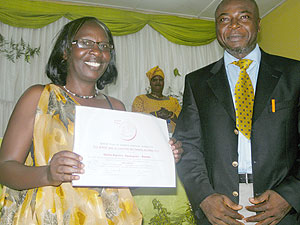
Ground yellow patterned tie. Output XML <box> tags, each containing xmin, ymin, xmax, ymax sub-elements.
<box><xmin>232</xmin><ymin>59</ymin><xmax>254</xmax><ymax>139</ymax></box>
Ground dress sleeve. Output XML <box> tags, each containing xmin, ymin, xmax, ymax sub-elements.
<box><xmin>131</xmin><ymin>95</ymin><xmax>144</xmax><ymax>112</ymax></box>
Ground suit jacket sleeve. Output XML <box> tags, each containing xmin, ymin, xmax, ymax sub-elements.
<box><xmin>174</xmin><ymin>75</ymin><xmax>215</xmax><ymax>209</ymax></box>
<box><xmin>271</xmin><ymin>62</ymin><xmax>300</xmax><ymax>213</ymax></box>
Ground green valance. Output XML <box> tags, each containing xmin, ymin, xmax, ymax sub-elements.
<box><xmin>0</xmin><ymin>0</ymin><xmax>216</xmax><ymax>46</ymax></box>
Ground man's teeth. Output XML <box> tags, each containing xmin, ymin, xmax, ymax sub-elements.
<box><xmin>85</xmin><ymin>62</ymin><xmax>100</xmax><ymax>67</ymax></box>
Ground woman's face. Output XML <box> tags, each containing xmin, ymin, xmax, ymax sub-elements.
<box><xmin>67</xmin><ymin>21</ymin><xmax>111</xmax><ymax>84</ymax></box>
<box><xmin>150</xmin><ymin>75</ymin><xmax>164</xmax><ymax>93</ymax></box>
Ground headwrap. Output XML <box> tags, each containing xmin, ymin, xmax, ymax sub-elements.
<box><xmin>146</xmin><ymin>66</ymin><xmax>165</xmax><ymax>81</ymax></box>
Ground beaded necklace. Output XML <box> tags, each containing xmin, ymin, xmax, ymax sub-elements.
<box><xmin>63</xmin><ymin>85</ymin><xmax>98</xmax><ymax>99</ymax></box>
<box><xmin>149</xmin><ymin>93</ymin><xmax>164</xmax><ymax>99</ymax></box>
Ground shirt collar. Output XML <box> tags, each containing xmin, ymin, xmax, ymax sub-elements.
<box><xmin>224</xmin><ymin>44</ymin><xmax>261</xmax><ymax>68</ymax></box>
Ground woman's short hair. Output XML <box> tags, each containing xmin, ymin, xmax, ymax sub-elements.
<box><xmin>46</xmin><ymin>17</ymin><xmax>117</xmax><ymax>90</ymax></box>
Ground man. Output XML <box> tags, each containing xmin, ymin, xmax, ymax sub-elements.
<box><xmin>174</xmin><ymin>0</ymin><xmax>300</xmax><ymax>224</ymax></box>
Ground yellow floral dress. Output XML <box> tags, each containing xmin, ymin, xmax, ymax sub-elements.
<box><xmin>0</xmin><ymin>84</ymin><xmax>142</xmax><ymax>225</ymax></box>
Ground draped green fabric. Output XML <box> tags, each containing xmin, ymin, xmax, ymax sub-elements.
<box><xmin>0</xmin><ymin>0</ymin><xmax>216</xmax><ymax>46</ymax></box>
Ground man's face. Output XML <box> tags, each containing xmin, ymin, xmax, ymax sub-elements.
<box><xmin>215</xmin><ymin>0</ymin><xmax>261</xmax><ymax>59</ymax></box>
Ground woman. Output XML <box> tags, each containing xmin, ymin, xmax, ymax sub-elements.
<box><xmin>132</xmin><ymin>66</ymin><xmax>181</xmax><ymax>134</ymax></box>
<box><xmin>131</xmin><ymin>67</ymin><xmax>193</xmax><ymax>224</ymax></box>
<box><xmin>0</xmin><ymin>17</ymin><xmax>182</xmax><ymax>225</ymax></box>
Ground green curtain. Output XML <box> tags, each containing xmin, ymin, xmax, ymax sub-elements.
<box><xmin>0</xmin><ymin>0</ymin><xmax>216</xmax><ymax>46</ymax></box>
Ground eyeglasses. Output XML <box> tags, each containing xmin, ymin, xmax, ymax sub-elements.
<box><xmin>72</xmin><ymin>39</ymin><xmax>114</xmax><ymax>51</ymax></box>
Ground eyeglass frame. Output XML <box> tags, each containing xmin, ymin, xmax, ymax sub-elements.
<box><xmin>71</xmin><ymin>39</ymin><xmax>114</xmax><ymax>51</ymax></box>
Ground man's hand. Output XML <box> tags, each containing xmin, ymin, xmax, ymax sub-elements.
<box><xmin>169</xmin><ymin>138</ymin><xmax>183</xmax><ymax>163</ymax></box>
<box><xmin>244</xmin><ymin>190</ymin><xmax>292</xmax><ymax>224</ymax></box>
<box><xmin>200</xmin><ymin>193</ymin><xmax>244</xmax><ymax>225</ymax></box>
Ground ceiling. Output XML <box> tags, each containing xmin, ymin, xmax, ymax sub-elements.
<box><xmin>52</xmin><ymin>0</ymin><xmax>286</xmax><ymax>20</ymax></box>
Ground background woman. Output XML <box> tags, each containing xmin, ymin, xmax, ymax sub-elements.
<box><xmin>132</xmin><ymin>66</ymin><xmax>181</xmax><ymax>134</ymax></box>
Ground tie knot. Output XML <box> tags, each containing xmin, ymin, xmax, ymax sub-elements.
<box><xmin>232</xmin><ymin>59</ymin><xmax>253</xmax><ymax>70</ymax></box>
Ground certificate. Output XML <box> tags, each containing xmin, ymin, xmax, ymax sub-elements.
<box><xmin>72</xmin><ymin>105</ymin><xmax>176</xmax><ymax>188</ymax></box>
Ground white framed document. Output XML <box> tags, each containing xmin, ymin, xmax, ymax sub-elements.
<box><xmin>72</xmin><ymin>105</ymin><xmax>176</xmax><ymax>188</ymax></box>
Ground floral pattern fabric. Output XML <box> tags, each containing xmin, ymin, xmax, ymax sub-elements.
<box><xmin>0</xmin><ymin>84</ymin><xmax>142</xmax><ymax>225</ymax></box>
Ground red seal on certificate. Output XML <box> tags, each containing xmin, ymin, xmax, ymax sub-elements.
<box><xmin>119</xmin><ymin>120</ymin><xmax>137</xmax><ymax>141</ymax></box>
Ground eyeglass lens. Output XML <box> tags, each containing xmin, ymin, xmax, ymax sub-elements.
<box><xmin>74</xmin><ymin>39</ymin><xmax>113</xmax><ymax>51</ymax></box>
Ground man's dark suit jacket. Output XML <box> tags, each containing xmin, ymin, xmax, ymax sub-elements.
<box><xmin>174</xmin><ymin>50</ymin><xmax>300</xmax><ymax>224</ymax></box>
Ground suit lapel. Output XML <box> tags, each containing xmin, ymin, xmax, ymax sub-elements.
<box><xmin>252</xmin><ymin>52</ymin><xmax>282</xmax><ymax>124</ymax></box>
<box><xmin>206</xmin><ymin>51</ymin><xmax>282</xmax><ymax>125</ymax></box>
<box><xmin>207</xmin><ymin>58</ymin><xmax>236</xmax><ymax>121</ymax></box>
